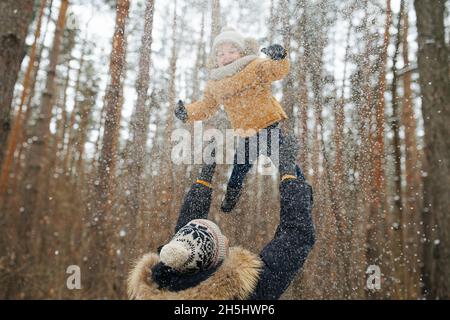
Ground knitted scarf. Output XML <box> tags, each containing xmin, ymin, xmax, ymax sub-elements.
<box><xmin>208</xmin><ymin>55</ymin><xmax>258</xmax><ymax>81</ymax></box>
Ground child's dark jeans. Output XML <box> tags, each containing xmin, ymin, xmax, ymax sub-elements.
<box><xmin>197</xmin><ymin>122</ymin><xmax>305</xmax><ymax>188</ymax></box>
<box><xmin>227</xmin><ymin>122</ymin><xmax>304</xmax><ymax>189</ymax></box>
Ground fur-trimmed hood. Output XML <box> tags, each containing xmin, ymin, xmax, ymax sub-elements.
<box><xmin>127</xmin><ymin>247</ymin><xmax>262</xmax><ymax>300</ymax></box>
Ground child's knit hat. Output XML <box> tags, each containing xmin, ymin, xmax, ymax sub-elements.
<box><xmin>159</xmin><ymin>219</ymin><xmax>229</xmax><ymax>272</ymax></box>
<box><xmin>208</xmin><ymin>27</ymin><xmax>260</xmax><ymax>69</ymax></box>
<box><xmin>212</xmin><ymin>27</ymin><xmax>246</xmax><ymax>53</ymax></box>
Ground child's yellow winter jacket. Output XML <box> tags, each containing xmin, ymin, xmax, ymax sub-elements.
<box><xmin>185</xmin><ymin>58</ymin><xmax>290</xmax><ymax>137</ymax></box>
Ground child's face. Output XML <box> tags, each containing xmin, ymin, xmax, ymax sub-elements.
<box><xmin>216</xmin><ymin>42</ymin><xmax>242</xmax><ymax>67</ymax></box>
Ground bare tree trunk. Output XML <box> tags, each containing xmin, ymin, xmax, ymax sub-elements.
<box><xmin>414</xmin><ymin>0</ymin><xmax>450</xmax><ymax>300</ymax></box>
<box><xmin>401</xmin><ymin>4</ymin><xmax>421</xmax><ymax>299</ymax></box>
<box><xmin>267</xmin><ymin>0</ymin><xmax>277</xmax><ymax>44</ymax></box>
<box><xmin>125</xmin><ymin>0</ymin><xmax>155</xmax><ymax>243</ymax></box>
<box><xmin>210</xmin><ymin>0</ymin><xmax>222</xmax><ymax>47</ymax></box>
<box><xmin>87</xmin><ymin>0</ymin><xmax>129</xmax><ymax>297</ymax></box>
<box><xmin>366</xmin><ymin>2</ymin><xmax>391</xmax><ymax>293</ymax></box>
<box><xmin>280</xmin><ymin>0</ymin><xmax>296</xmax><ymax>133</ymax></box>
<box><xmin>300</xmin><ymin>4</ymin><xmax>341</xmax><ymax>297</ymax></box>
<box><xmin>90</xmin><ymin>97</ymin><xmax>107</xmax><ymax>171</ymax></box>
<box><xmin>160</xmin><ymin>2</ymin><xmax>178</xmax><ymax>221</ymax></box>
<box><xmin>294</xmin><ymin>3</ymin><xmax>309</xmax><ymax>177</ymax></box>
<box><xmin>1</xmin><ymin>0</ymin><xmax>66</xmax><ymax>299</ymax></box>
<box><xmin>9</xmin><ymin>0</ymin><xmax>53</xmax><ymax>200</ymax></box>
<box><xmin>19</xmin><ymin>0</ymin><xmax>69</xmax><ymax>250</ymax></box>
<box><xmin>73</xmin><ymin>87</ymin><xmax>96</xmax><ymax>185</ymax></box>
<box><xmin>63</xmin><ymin>37</ymin><xmax>87</xmax><ymax>173</ymax></box>
<box><xmin>191</xmin><ymin>11</ymin><xmax>205</xmax><ymax>101</ymax></box>
<box><xmin>332</xmin><ymin>9</ymin><xmax>354</xmax><ymax>297</ymax></box>
<box><xmin>390</xmin><ymin>0</ymin><xmax>406</xmax><ymax>299</ymax></box>
<box><xmin>353</xmin><ymin>2</ymin><xmax>376</xmax><ymax>298</ymax></box>
<box><xmin>0</xmin><ymin>0</ymin><xmax>35</xmax><ymax>168</ymax></box>
<box><xmin>0</xmin><ymin>0</ymin><xmax>47</xmax><ymax>200</ymax></box>
<box><xmin>372</xmin><ymin>0</ymin><xmax>391</xmax><ymax>211</ymax></box>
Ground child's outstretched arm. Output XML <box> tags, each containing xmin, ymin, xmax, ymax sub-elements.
<box><xmin>174</xmin><ymin>86</ymin><xmax>220</xmax><ymax>123</ymax></box>
<box><xmin>258</xmin><ymin>44</ymin><xmax>290</xmax><ymax>82</ymax></box>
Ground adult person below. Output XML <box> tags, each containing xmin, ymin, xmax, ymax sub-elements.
<box><xmin>127</xmin><ymin>135</ymin><xmax>315</xmax><ymax>300</ymax></box>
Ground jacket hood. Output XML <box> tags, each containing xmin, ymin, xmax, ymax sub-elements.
<box><xmin>127</xmin><ymin>247</ymin><xmax>262</xmax><ymax>300</ymax></box>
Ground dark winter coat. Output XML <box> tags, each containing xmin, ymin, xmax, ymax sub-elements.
<box><xmin>127</xmin><ymin>178</ymin><xmax>315</xmax><ymax>300</ymax></box>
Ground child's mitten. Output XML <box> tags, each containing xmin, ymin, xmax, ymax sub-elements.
<box><xmin>174</xmin><ymin>100</ymin><xmax>188</xmax><ymax>122</ymax></box>
<box><xmin>261</xmin><ymin>44</ymin><xmax>287</xmax><ymax>61</ymax></box>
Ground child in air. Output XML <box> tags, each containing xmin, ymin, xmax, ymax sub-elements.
<box><xmin>175</xmin><ymin>27</ymin><xmax>298</xmax><ymax>213</ymax></box>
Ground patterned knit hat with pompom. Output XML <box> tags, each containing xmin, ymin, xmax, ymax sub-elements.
<box><xmin>159</xmin><ymin>219</ymin><xmax>229</xmax><ymax>272</ymax></box>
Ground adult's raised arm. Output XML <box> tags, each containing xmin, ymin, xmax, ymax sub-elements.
<box><xmin>249</xmin><ymin>175</ymin><xmax>315</xmax><ymax>300</ymax></box>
